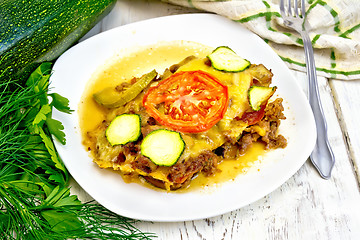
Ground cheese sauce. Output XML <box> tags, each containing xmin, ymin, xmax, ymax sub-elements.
<box><xmin>79</xmin><ymin>41</ymin><xmax>212</xmax><ymax>141</ymax></box>
<box><xmin>79</xmin><ymin>41</ymin><xmax>266</xmax><ymax>192</ymax></box>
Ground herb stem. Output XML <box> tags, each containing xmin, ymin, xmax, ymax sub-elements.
<box><xmin>0</xmin><ymin>63</ymin><xmax>155</xmax><ymax>240</ymax></box>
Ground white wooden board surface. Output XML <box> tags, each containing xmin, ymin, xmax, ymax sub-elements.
<box><xmin>71</xmin><ymin>1</ymin><xmax>360</xmax><ymax>239</ymax></box>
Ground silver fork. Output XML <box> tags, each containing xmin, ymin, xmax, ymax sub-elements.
<box><xmin>280</xmin><ymin>0</ymin><xmax>335</xmax><ymax>179</ymax></box>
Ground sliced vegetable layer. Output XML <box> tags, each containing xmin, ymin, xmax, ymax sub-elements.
<box><xmin>106</xmin><ymin>114</ymin><xmax>141</xmax><ymax>146</ymax></box>
<box><xmin>143</xmin><ymin>70</ymin><xmax>228</xmax><ymax>133</ymax></box>
<box><xmin>141</xmin><ymin>129</ymin><xmax>185</xmax><ymax>167</ymax></box>
<box><xmin>94</xmin><ymin>69</ymin><xmax>157</xmax><ymax>108</ymax></box>
<box><xmin>240</xmin><ymin>104</ymin><xmax>266</xmax><ymax>126</ymax></box>
<box><xmin>248</xmin><ymin>86</ymin><xmax>277</xmax><ymax>111</ymax></box>
<box><xmin>207</xmin><ymin>46</ymin><xmax>250</xmax><ymax>72</ymax></box>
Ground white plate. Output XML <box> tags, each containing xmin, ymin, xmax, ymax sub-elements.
<box><xmin>51</xmin><ymin>13</ymin><xmax>316</xmax><ymax>222</ymax></box>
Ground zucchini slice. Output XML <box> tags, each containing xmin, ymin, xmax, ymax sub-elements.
<box><xmin>207</xmin><ymin>46</ymin><xmax>250</xmax><ymax>72</ymax></box>
<box><xmin>93</xmin><ymin>69</ymin><xmax>157</xmax><ymax>108</ymax></box>
<box><xmin>141</xmin><ymin>129</ymin><xmax>185</xmax><ymax>167</ymax></box>
<box><xmin>248</xmin><ymin>86</ymin><xmax>277</xmax><ymax>111</ymax></box>
<box><xmin>106</xmin><ymin>114</ymin><xmax>141</xmax><ymax>146</ymax></box>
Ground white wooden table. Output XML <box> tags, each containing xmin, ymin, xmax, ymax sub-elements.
<box><xmin>74</xmin><ymin>1</ymin><xmax>360</xmax><ymax>239</ymax></box>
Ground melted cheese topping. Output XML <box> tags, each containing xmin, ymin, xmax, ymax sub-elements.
<box><xmin>79</xmin><ymin>41</ymin><xmax>267</xmax><ymax>190</ymax></box>
<box><xmin>176</xmin><ymin>58</ymin><xmax>251</xmax><ymax>159</ymax></box>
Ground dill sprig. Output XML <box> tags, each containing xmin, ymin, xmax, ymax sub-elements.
<box><xmin>0</xmin><ymin>63</ymin><xmax>156</xmax><ymax>240</ymax></box>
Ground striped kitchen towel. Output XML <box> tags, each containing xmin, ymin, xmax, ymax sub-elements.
<box><xmin>164</xmin><ymin>0</ymin><xmax>360</xmax><ymax>80</ymax></box>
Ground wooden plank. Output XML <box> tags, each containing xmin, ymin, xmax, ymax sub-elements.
<box><xmin>80</xmin><ymin>0</ymin><xmax>201</xmax><ymax>41</ymax></box>
<box><xmin>330</xmin><ymin>79</ymin><xmax>360</xmax><ymax>185</ymax></box>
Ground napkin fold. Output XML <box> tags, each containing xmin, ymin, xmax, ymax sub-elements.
<box><xmin>164</xmin><ymin>0</ymin><xmax>360</xmax><ymax>80</ymax></box>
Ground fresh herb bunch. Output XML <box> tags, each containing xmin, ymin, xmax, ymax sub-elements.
<box><xmin>0</xmin><ymin>63</ymin><xmax>155</xmax><ymax>240</ymax></box>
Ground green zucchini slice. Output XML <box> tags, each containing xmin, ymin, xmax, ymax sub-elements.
<box><xmin>248</xmin><ymin>86</ymin><xmax>277</xmax><ymax>111</ymax></box>
<box><xmin>106</xmin><ymin>114</ymin><xmax>141</xmax><ymax>146</ymax></box>
<box><xmin>141</xmin><ymin>129</ymin><xmax>185</xmax><ymax>167</ymax></box>
<box><xmin>93</xmin><ymin>69</ymin><xmax>157</xmax><ymax>108</ymax></box>
<box><xmin>207</xmin><ymin>46</ymin><xmax>251</xmax><ymax>72</ymax></box>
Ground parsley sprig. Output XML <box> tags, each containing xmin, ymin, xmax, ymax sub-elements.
<box><xmin>0</xmin><ymin>63</ymin><xmax>155</xmax><ymax>239</ymax></box>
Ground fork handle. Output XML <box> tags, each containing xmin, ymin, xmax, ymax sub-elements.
<box><xmin>300</xmin><ymin>31</ymin><xmax>335</xmax><ymax>179</ymax></box>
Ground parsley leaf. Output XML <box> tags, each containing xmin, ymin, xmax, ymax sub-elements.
<box><xmin>26</xmin><ymin>63</ymin><xmax>70</xmax><ymax>172</ymax></box>
<box><xmin>33</xmin><ymin>104</ymin><xmax>51</xmax><ymax>127</ymax></box>
<box><xmin>41</xmin><ymin>186</ymin><xmax>83</xmax><ymax>233</ymax></box>
<box><xmin>49</xmin><ymin>93</ymin><xmax>73</xmax><ymax>114</ymax></box>
<box><xmin>26</xmin><ymin>62</ymin><xmax>51</xmax><ymax>105</ymax></box>
<box><xmin>37</xmin><ymin>125</ymin><xmax>66</xmax><ymax>172</ymax></box>
<box><xmin>46</xmin><ymin>118</ymin><xmax>66</xmax><ymax>144</ymax></box>
<box><xmin>41</xmin><ymin>210</ymin><xmax>84</xmax><ymax>233</ymax></box>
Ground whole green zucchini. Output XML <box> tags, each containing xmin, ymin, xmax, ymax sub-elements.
<box><xmin>0</xmin><ymin>0</ymin><xmax>116</xmax><ymax>83</ymax></box>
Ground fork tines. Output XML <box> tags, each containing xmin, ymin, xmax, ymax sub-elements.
<box><xmin>280</xmin><ymin>0</ymin><xmax>306</xmax><ymax>18</ymax></box>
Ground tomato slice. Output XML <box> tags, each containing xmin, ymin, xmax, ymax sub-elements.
<box><xmin>240</xmin><ymin>103</ymin><xmax>266</xmax><ymax>125</ymax></box>
<box><xmin>143</xmin><ymin>70</ymin><xmax>229</xmax><ymax>133</ymax></box>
